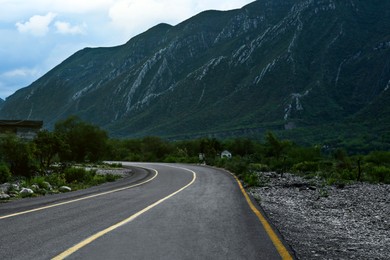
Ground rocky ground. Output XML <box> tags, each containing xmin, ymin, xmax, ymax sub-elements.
<box><xmin>91</xmin><ymin>167</ymin><xmax>132</xmax><ymax>176</ymax></box>
<box><xmin>249</xmin><ymin>172</ymin><xmax>389</xmax><ymax>260</ymax></box>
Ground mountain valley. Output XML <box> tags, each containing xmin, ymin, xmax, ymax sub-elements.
<box><xmin>1</xmin><ymin>0</ymin><xmax>389</xmax><ymax>151</ymax></box>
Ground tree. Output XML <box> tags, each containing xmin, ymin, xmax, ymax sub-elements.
<box><xmin>0</xmin><ymin>163</ymin><xmax>11</xmax><ymax>183</ymax></box>
<box><xmin>54</xmin><ymin>116</ymin><xmax>108</xmax><ymax>162</ymax></box>
<box><xmin>140</xmin><ymin>136</ymin><xmax>173</xmax><ymax>162</ymax></box>
<box><xmin>225</xmin><ymin>138</ymin><xmax>255</xmax><ymax>157</ymax></box>
<box><xmin>265</xmin><ymin>132</ymin><xmax>292</xmax><ymax>160</ymax></box>
<box><xmin>199</xmin><ymin>138</ymin><xmax>222</xmax><ymax>164</ymax></box>
<box><xmin>0</xmin><ymin>133</ymin><xmax>37</xmax><ymax>177</ymax></box>
<box><xmin>34</xmin><ymin>130</ymin><xmax>68</xmax><ymax>171</ymax></box>
<box><xmin>264</xmin><ymin>132</ymin><xmax>293</xmax><ymax>175</ymax></box>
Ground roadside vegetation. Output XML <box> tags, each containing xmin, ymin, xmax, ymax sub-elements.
<box><xmin>0</xmin><ymin>116</ymin><xmax>121</xmax><ymax>200</ymax></box>
<box><xmin>1</xmin><ymin>116</ymin><xmax>389</xmax><ymax>201</ymax></box>
<box><xmin>107</xmin><ymin>131</ymin><xmax>390</xmax><ymax>186</ymax></box>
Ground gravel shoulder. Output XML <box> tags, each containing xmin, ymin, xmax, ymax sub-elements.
<box><xmin>249</xmin><ymin>172</ymin><xmax>390</xmax><ymax>260</ymax></box>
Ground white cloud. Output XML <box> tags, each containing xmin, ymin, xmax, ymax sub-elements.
<box><xmin>0</xmin><ymin>68</ymin><xmax>41</xmax><ymax>99</ymax></box>
<box><xmin>2</xmin><ymin>68</ymin><xmax>40</xmax><ymax>78</ymax></box>
<box><xmin>0</xmin><ymin>0</ymin><xmax>113</xmax><ymax>22</ymax></box>
<box><xmin>15</xmin><ymin>12</ymin><xmax>57</xmax><ymax>36</ymax></box>
<box><xmin>55</xmin><ymin>21</ymin><xmax>86</xmax><ymax>35</ymax></box>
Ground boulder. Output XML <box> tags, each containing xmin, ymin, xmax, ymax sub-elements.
<box><xmin>12</xmin><ymin>183</ymin><xmax>20</xmax><ymax>191</ymax></box>
<box><xmin>42</xmin><ymin>181</ymin><xmax>52</xmax><ymax>190</ymax></box>
<box><xmin>20</xmin><ymin>188</ymin><xmax>34</xmax><ymax>197</ymax></box>
<box><xmin>1</xmin><ymin>183</ymin><xmax>21</xmax><ymax>193</ymax></box>
<box><xmin>0</xmin><ymin>193</ymin><xmax>10</xmax><ymax>200</ymax></box>
<box><xmin>0</xmin><ymin>183</ymin><xmax>11</xmax><ymax>193</ymax></box>
<box><xmin>31</xmin><ymin>184</ymin><xmax>39</xmax><ymax>190</ymax></box>
<box><xmin>59</xmin><ymin>186</ymin><xmax>72</xmax><ymax>192</ymax></box>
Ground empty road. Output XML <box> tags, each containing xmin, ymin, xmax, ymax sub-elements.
<box><xmin>0</xmin><ymin>163</ymin><xmax>292</xmax><ymax>259</ymax></box>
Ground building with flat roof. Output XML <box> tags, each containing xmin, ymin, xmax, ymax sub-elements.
<box><xmin>0</xmin><ymin>120</ymin><xmax>43</xmax><ymax>139</ymax></box>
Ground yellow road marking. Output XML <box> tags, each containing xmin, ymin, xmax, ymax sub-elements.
<box><xmin>52</xmin><ymin>165</ymin><xmax>197</xmax><ymax>260</ymax></box>
<box><xmin>0</xmin><ymin>166</ymin><xmax>158</xmax><ymax>220</ymax></box>
<box><xmin>232</xmin><ymin>174</ymin><xmax>293</xmax><ymax>260</ymax></box>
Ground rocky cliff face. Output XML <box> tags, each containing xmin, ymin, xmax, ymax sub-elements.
<box><xmin>1</xmin><ymin>0</ymin><xmax>389</xmax><ymax>140</ymax></box>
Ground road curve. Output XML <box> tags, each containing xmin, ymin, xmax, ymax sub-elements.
<box><xmin>0</xmin><ymin>163</ymin><xmax>292</xmax><ymax>259</ymax></box>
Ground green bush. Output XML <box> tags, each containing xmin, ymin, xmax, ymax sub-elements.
<box><xmin>365</xmin><ymin>151</ymin><xmax>390</xmax><ymax>165</ymax></box>
<box><xmin>30</xmin><ymin>176</ymin><xmax>50</xmax><ymax>195</ymax></box>
<box><xmin>0</xmin><ymin>133</ymin><xmax>37</xmax><ymax>177</ymax></box>
<box><xmin>64</xmin><ymin>167</ymin><xmax>95</xmax><ymax>183</ymax></box>
<box><xmin>366</xmin><ymin>166</ymin><xmax>390</xmax><ymax>184</ymax></box>
<box><xmin>90</xmin><ymin>173</ymin><xmax>120</xmax><ymax>185</ymax></box>
<box><xmin>242</xmin><ymin>172</ymin><xmax>259</xmax><ymax>187</ymax></box>
<box><xmin>0</xmin><ymin>163</ymin><xmax>12</xmax><ymax>183</ymax></box>
<box><xmin>29</xmin><ymin>176</ymin><xmax>47</xmax><ymax>188</ymax></box>
<box><xmin>337</xmin><ymin>169</ymin><xmax>356</xmax><ymax>181</ymax></box>
<box><xmin>249</xmin><ymin>163</ymin><xmax>270</xmax><ymax>172</ymax></box>
<box><xmin>104</xmin><ymin>173</ymin><xmax>119</xmax><ymax>182</ymax></box>
<box><xmin>45</xmin><ymin>173</ymin><xmax>67</xmax><ymax>188</ymax></box>
<box><xmin>224</xmin><ymin>159</ymin><xmax>249</xmax><ymax>177</ymax></box>
<box><xmin>292</xmin><ymin>161</ymin><xmax>319</xmax><ymax>173</ymax></box>
<box><xmin>318</xmin><ymin>160</ymin><xmax>334</xmax><ymax>172</ymax></box>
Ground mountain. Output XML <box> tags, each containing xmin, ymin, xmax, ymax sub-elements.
<box><xmin>0</xmin><ymin>98</ymin><xmax>4</xmax><ymax>109</ymax></box>
<box><xmin>1</xmin><ymin>0</ymin><xmax>389</xmax><ymax>147</ymax></box>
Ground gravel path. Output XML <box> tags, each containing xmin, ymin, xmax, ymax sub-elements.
<box><xmin>249</xmin><ymin>172</ymin><xmax>390</xmax><ymax>260</ymax></box>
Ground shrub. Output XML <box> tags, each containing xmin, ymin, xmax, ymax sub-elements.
<box><xmin>64</xmin><ymin>167</ymin><xmax>95</xmax><ymax>183</ymax></box>
<box><xmin>292</xmin><ymin>161</ymin><xmax>319</xmax><ymax>173</ymax></box>
<box><xmin>29</xmin><ymin>176</ymin><xmax>47</xmax><ymax>188</ymax></box>
<box><xmin>366</xmin><ymin>166</ymin><xmax>390</xmax><ymax>184</ymax></box>
<box><xmin>0</xmin><ymin>163</ymin><xmax>12</xmax><ymax>183</ymax></box>
<box><xmin>0</xmin><ymin>133</ymin><xmax>37</xmax><ymax>177</ymax></box>
<box><xmin>45</xmin><ymin>173</ymin><xmax>67</xmax><ymax>188</ymax></box>
<box><xmin>104</xmin><ymin>173</ymin><xmax>119</xmax><ymax>182</ymax></box>
<box><xmin>242</xmin><ymin>172</ymin><xmax>260</xmax><ymax>187</ymax></box>
<box><xmin>337</xmin><ymin>169</ymin><xmax>356</xmax><ymax>181</ymax></box>
<box><xmin>365</xmin><ymin>151</ymin><xmax>390</xmax><ymax>165</ymax></box>
<box><xmin>223</xmin><ymin>157</ymin><xmax>249</xmax><ymax>177</ymax></box>
<box><xmin>249</xmin><ymin>163</ymin><xmax>270</xmax><ymax>172</ymax></box>
<box><xmin>84</xmin><ymin>173</ymin><xmax>120</xmax><ymax>186</ymax></box>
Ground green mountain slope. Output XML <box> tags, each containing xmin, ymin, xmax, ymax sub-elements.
<box><xmin>1</xmin><ymin>0</ymin><xmax>389</xmax><ymax>147</ymax></box>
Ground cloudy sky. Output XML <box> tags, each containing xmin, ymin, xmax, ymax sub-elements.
<box><xmin>0</xmin><ymin>0</ymin><xmax>254</xmax><ymax>100</ymax></box>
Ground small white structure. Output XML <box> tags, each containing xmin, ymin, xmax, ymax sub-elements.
<box><xmin>221</xmin><ymin>150</ymin><xmax>232</xmax><ymax>159</ymax></box>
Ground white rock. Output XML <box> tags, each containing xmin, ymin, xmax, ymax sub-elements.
<box><xmin>0</xmin><ymin>183</ymin><xmax>11</xmax><ymax>193</ymax></box>
<box><xmin>0</xmin><ymin>193</ymin><xmax>10</xmax><ymax>200</ymax></box>
<box><xmin>59</xmin><ymin>186</ymin><xmax>72</xmax><ymax>192</ymax></box>
<box><xmin>31</xmin><ymin>184</ymin><xmax>39</xmax><ymax>190</ymax></box>
<box><xmin>12</xmin><ymin>184</ymin><xmax>20</xmax><ymax>191</ymax></box>
<box><xmin>42</xmin><ymin>182</ymin><xmax>52</xmax><ymax>190</ymax></box>
<box><xmin>20</xmin><ymin>188</ymin><xmax>34</xmax><ymax>197</ymax></box>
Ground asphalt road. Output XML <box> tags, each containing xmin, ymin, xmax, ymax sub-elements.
<box><xmin>0</xmin><ymin>163</ymin><xmax>292</xmax><ymax>259</ymax></box>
